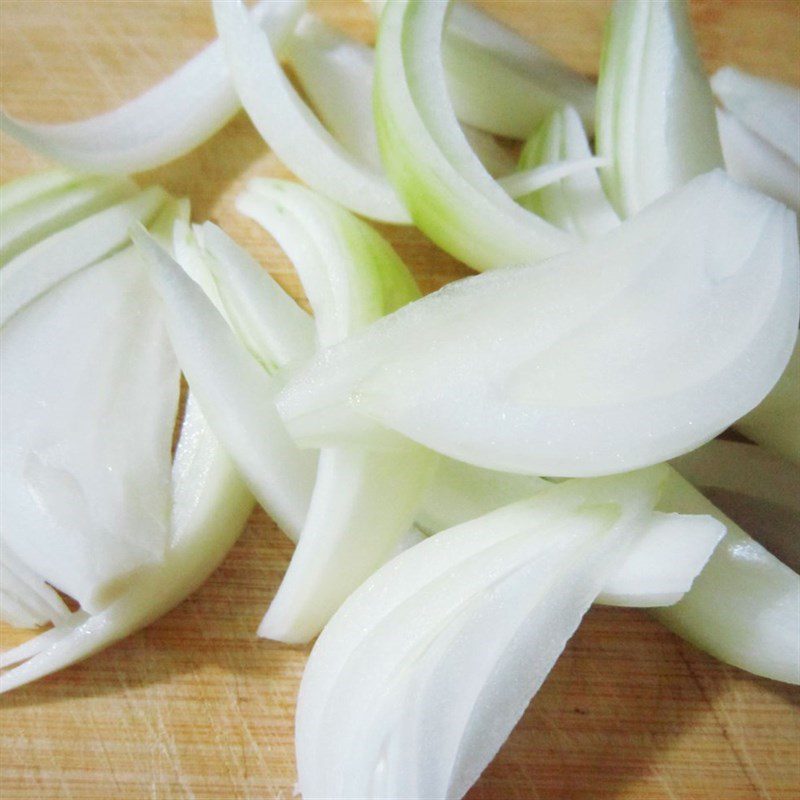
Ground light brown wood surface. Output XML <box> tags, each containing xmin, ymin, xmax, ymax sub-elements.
<box><xmin>1</xmin><ymin>1</ymin><xmax>799</xmax><ymax>798</ymax></box>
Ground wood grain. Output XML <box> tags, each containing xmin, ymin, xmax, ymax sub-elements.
<box><xmin>1</xmin><ymin>1</ymin><xmax>799</xmax><ymax>799</ymax></box>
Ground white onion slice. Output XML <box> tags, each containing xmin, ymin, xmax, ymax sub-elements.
<box><xmin>734</xmin><ymin>340</ymin><xmax>800</xmax><ymax>464</ymax></box>
<box><xmin>0</xmin><ymin>169</ymin><xmax>77</xmax><ymax>216</ymax></box>
<box><xmin>239</xmin><ymin>179</ymin><xmax>436</xmax><ymax>643</ymax></box>
<box><xmin>518</xmin><ymin>105</ymin><xmax>620</xmax><ymax>238</ymax></box>
<box><xmin>0</xmin><ymin>0</ymin><xmax>305</xmax><ymax>174</ymax></box>
<box><xmin>596</xmin><ymin>0</ymin><xmax>723</xmax><ymax>218</ymax></box>
<box><xmin>0</xmin><ymin>395</ymin><xmax>254</xmax><ymax>693</ymax></box>
<box><xmin>712</xmin><ymin>66</ymin><xmax>800</xmax><ymax>166</ymax></box>
<box><xmin>367</xmin><ymin>0</ymin><xmax>596</xmax><ymax>138</ymax></box>
<box><xmin>0</xmin><ymin>546</ymin><xmax>70</xmax><ymax>630</ymax></box>
<box><xmin>213</xmin><ymin>0</ymin><xmax>409</xmax><ymax>224</ymax></box>
<box><xmin>1</xmin><ymin>186</ymin><xmax>167</xmax><ymax>326</ymax></box>
<box><xmin>133</xmin><ymin>228</ymin><xmax>316</xmax><ymax>540</ymax></box>
<box><xmin>1</xmin><ymin>245</ymin><xmax>180</xmax><ymax>613</ymax></box>
<box><xmin>373</xmin><ymin>0</ymin><xmax>576</xmax><ymax>270</ymax></box>
<box><xmin>498</xmin><ymin>156</ymin><xmax>608</xmax><ymax>200</ymax></box>
<box><xmin>654</xmin><ymin>469</ymin><xmax>800</xmax><ymax>684</ymax></box>
<box><xmin>296</xmin><ymin>468</ymin><xmax>665</xmax><ymax>799</ymax></box>
<box><xmin>0</xmin><ymin>174</ymin><xmax>137</xmax><ymax>265</ymax></box>
<box><xmin>279</xmin><ymin>171</ymin><xmax>799</xmax><ymax>477</ymax></box>
<box><xmin>716</xmin><ymin>107</ymin><xmax>800</xmax><ymax>214</ymax></box>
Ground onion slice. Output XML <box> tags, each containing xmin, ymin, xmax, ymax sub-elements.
<box><xmin>711</xmin><ymin>66</ymin><xmax>800</xmax><ymax>166</ymax></box>
<box><xmin>212</xmin><ymin>0</ymin><xmax>409</xmax><ymax>224</ymax></box>
<box><xmin>238</xmin><ymin>179</ymin><xmax>437</xmax><ymax>643</ymax></box>
<box><xmin>373</xmin><ymin>0</ymin><xmax>576</xmax><ymax>270</ymax></box>
<box><xmin>296</xmin><ymin>467</ymin><xmax>666</xmax><ymax>799</ymax></box>
<box><xmin>596</xmin><ymin>0</ymin><xmax>723</xmax><ymax>218</ymax></box>
<box><xmin>133</xmin><ymin>227</ymin><xmax>316</xmax><ymax>540</ymax></box>
<box><xmin>0</xmin><ymin>395</ymin><xmax>254</xmax><ymax>693</ymax></box>
<box><xmin>0</xmin><ymin>0</ymin><xmax>305</xmax><ymax>174</ymax></box>
<box><xmin>279</xmin><ymin>171</ymin><xmax>799</xmax><ymax>477</ymax></box>
<box><xmin>518</xmin><ymin>105</ymin><xmax>620</xmax><ymax>238</ymax></box>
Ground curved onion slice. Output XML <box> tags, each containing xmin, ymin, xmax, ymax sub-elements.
<box><xmin>279</xmin><ymin>171</ymin><xmax>799</xmax><ymax>477</ymax></box>
<box><xmin>0</xmin><ymin>169</ymin><xmax>77</xmax><ymax>216</ymax></box>
<box><xmin>0</xmin><ymin>1</ymin><xmax>305</xmax><ymax>174</ymax></box>
<box><xmin>367</xmin><ymin>0</ymin><xmax>596</xmax><ymax>138</ymax></box>
<box><xmin>0</xmin><ymin>546</ymin><xmax>70</xmax><ymax>629</ymax></box>
<box><xmin>596</xmin><ymin>0</ymin><xmax>723</xmax><ymax>218</ymax></box>
<box><xmin>654</xmin><ymin>469</ymin><xmax>800</xmax><ymax>685</ymax></box>
<box><xmin>716</xmin><ymin>107</ymin><xmax>800</xmax><ymax>214</ymax></box>
<box><xmin>734</xmin><ymin>340</ymin><xmax>800</xmax><ymax>464</ymax></box>
<box><xmin>0</xmin><ymin>395</ymin><xmax>254</xmax><ymax>693</ymax></box>
<box><xmin>373</xmin><ymin>0</ymin><xmax>575</xmax><ymax>270</ymax></box>
<box><xmin>212</xmin><ymin>0</ymin><xmax>409</xmax><ymax>224</ymax></box>
<box><xmin>1</xmin><ymin>186</ymin><xmax>168</xmax><ymax>326</ymax></box>
<box><xmin>133</xmin><ymin>227</ymin><xmax>316</xmax><ymax>540</ymax></box>
<box><xmin>0</xmin><ymin>174</ymin><xmax>137</xmax><ymax>265</ymax></box>
<box><xmin>417</xmin><ymin>459</ymin><xmax>723</xmax><ymax>608</ymax></box>
<box><xmin>238</xmin><ymin>179</ymin><xmax>437</xmax><ymax>643</ymax></box>
<box><xmin>1</xmin><ymin>244</ymin><xmax>180</xmax><ymax>614</ymax></box>
<box><xmin>712</xmin><ymin>66</ymin><xmax>800</xmax><ymax>166</ymax></box>
<box><xmin>296</xmin><ymin>468</ymin><xmax>665</xmax><ymax>799</ymax></box>
<box><xmin>518</xmin><ymin>106</ymin><xmax>620</xmax><ymax>238</ymax></box>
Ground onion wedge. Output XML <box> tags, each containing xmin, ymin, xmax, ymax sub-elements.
<box><xmin>0</xmin><ymin>395</ymin><xmax>254</xmax><ymax>693</ymax></box>
<box><xmin>596</xmin><ymin>0</ymin><xmax>723</xmax><ymax>218</ymax></box>
<box><xmin>374</xmin><ymin>0</ymin><xmax>576</xmax><ymax>270</ymax></box>
<box><xmin>238</xmin><ymin>179</ymin><xmax>437</xmax><ymax>643</ymax></box>
<box><xmin>296</xmin><ymin>467</ymin><xmax>666</xmax><ymax>799</ymax></box>
<box><xmin>711</xmin><ymin>66</ymin><xmax>800</xmax><ymax>167</ymax></box>
<box><xmin>0</xmin><ymin>0</ymin><xmax>305</xmax><ymax>174</ymax></box>
<box><xmin>279</xmin><ymin>171</ymin><xmax>799</xmax><ymax>477</ymax></box>
<box><xmin>213</xmin><ymin>0</ymin><xmax>409</xmax><ymax>224</ymax></box>
<box><xmin>518</xmin><ymin>106</ymin><xmax>620</xmax><ymax>238</ymax></box>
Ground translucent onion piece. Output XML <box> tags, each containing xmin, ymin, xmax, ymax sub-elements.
<box><xmin>279</xmin><ymin>171</ymin><xmax>799</xmax><ymax>477</ymax></box>
<box><xmin>0</xmin><ymin>395</ymin><xmax>254</xmax><ymax>693</ymax></box>
<box><xmin>498</xmin><ymin>156</ymin><xmax>608</xmax><ymax>200</ymax></box>
<box><xmin>0</xmin><ymin>174</ymin><xmax>137</xmax><ymax>265</ymax></box>
<box><xmin>518</xmin><ymin>106</ymin><xmax>620</xmax><ymax>239</ymax></box>
<box><xmin>0</xmin><ymin>546</ymin><xmax>70</xmax><ymax>629</ymax></box>
<box><xmin>296</xmin><ymin>468</ymin><xmax>665</xmax><ymax>799</ymax></box>
<box><xmin>0</xmin><ymin>0</ymin><xmax>305</xmax><ymax>174</ymax></box>
<box><xmin>0</xmin><ymin>186</ymin><xmax>167</xmax><ymax>326</ymax></box>
<box><xmin>1</xmin><ymin>245</ymin><xmax>180</xmax><ymax>613</ymax></box>
<box><xmin>134</xmin><ymin>228</ymin><xmax>316</xmax><ymax>540</ymax></box>
<box><xmin>367</xmin><ymin>0</ymin><xmax>596</xmax><ymax>138</ymax></box>
<box><xmin>716</xmin><ymin>107</ymin><xmax>800</xmax><ymax>214</ymax></box>
<box><xmin>374</xmin><ymin>0</ymin><xmax>575</xmax><ymax>271</ymax></box>
<box><xmin>734</xmin><ymin>340</ymin><xmax>800</xmax><ymax>464</ymax></box>
<box><xmin>596</xmin><ymin>0</ymin><xmax>723</xmax><ymax>218</ymax></box>
<box><xmin>239</xmin><ymin>179</ymin><xmax>437</xmax><ymax>642</ymax></box>
<box><xmin>654</xmin><ymin>469</ymin><xmax>800</xmax><ymax>684</ymax></box>
<box><xmin>213</xmin><ymin>0</ymin><xmax>409</xmax><ymax>224</ymax></box>
<box><xmin>712</xmin><ymin>66</ymin><xmax>800</xmax><ymax>166</ymax></box>
<box><xmin>417</xmin><ymin>459</ymin><xmax>724</xmax><ymax>608</ymax></box>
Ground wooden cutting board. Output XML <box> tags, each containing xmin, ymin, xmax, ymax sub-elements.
<box><xmin>1</xmin><ymin>1</ymin><xmax>798</xmax><ymax>798</ymax></box>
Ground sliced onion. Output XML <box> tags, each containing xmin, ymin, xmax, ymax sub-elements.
<box><xmin>498</xmin><ymin>156</ymin><xmax>609</xmax><ymax>200</ymax></box>
<box><xmin>716</xmin><ymin>107</ymin><xmax>800</xmax><ymax>214</ymax></box>
<box><xmin>0</xmin><ymin>395</ymin><xmax>254</xmax><ymax>693</ymax></box>
<box><xmin>596</xmin><ymin>0</ymin><xmax>723</xmax><ymax>218</ymax></box>
<box><xmin>0</xmin><ymin>546</ymin><xmax>70</xmax><ymax>629</ymax></box>
<box><xmin>367</xmin><ymin>0</ymin><xmax>596</xmax><ymax>138</ymax></box>
<box><xmin>296</xmin><ymin>468</ymin><xmax>665</xmax><ymax>799</ymax></box>
<box><xmin>0</xmin><ymin>168</ymin><xmax>77</xmax><ymax>216</ymax></box>
<box><xmin>1</xmin><ymin>186</ymin><xmax>168</xmax><ymax>326</ymax></box>
<box><xmin>373</xmin><ymin>0</ymin><xmax>576</xmax><ymax>270</ymax></box>
<box><xmin>213</xmin><ymin>0</ymin><xmax>409</xmax><ymax>224</ymax></box>
<box><xmin>712</xmin><ymin>66</ymin><xmax>800</xmax><ymax>167</ymax></box>
<box><xmin>0</xmin><ymin>174</ymin><xmax>137</xmax><ymax>265</ymax></box>
<box><xmin>279</xmin><ymin>171</ymin><xmax>799</xmax><ymax>477</ymax></box>
<box><xmin>133</xmin><ymin>227</ymin><xmax>316</xmax><ymax>540</ymax></box>
<box><xmin>238</xmin><ymin>179</ymin><xmax>437</xmax><ymax>643</ymax></box>
<box><xmin>654</xmin><ymin>468</ymin><xmax>800</xmax><ymax>684</ymax></box>
<box><xmin>518</xmin><ymin>105</ymin><xmax>620</xmax><ymax>238</ymax></box>
<box><xmin>0</xmin><ymin>0</ymin><xmax>305</xmax><ymax>174</ymax></box>
<box><xmin>1</xmin><ymin>244</ymin><xmax>180</xmax><ymax>613</ymax></box>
